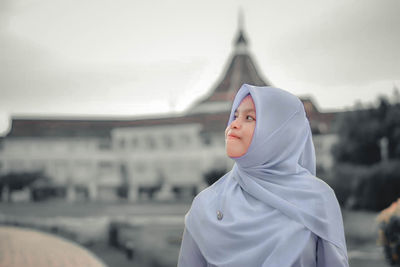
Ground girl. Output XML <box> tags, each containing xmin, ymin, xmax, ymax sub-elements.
<box><xmin>178</xmin><ymin>84</ymin><xmax>349</xmax><ymax>267</ymax></box>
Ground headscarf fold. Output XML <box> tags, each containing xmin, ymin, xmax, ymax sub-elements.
<box><xmin>186</xmin><ymin>84</ymin><xmax>348</xmax><ymax>266</ymax></box>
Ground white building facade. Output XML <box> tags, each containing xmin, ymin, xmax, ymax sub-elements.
<box><xmin>0</xmin><ymin>24</ymin><xmax>339</xmax><ymax>202</ymax></box>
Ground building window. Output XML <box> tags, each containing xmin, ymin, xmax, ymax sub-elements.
<box><xmin>99</xmin><ymin>161</ymin><xmax>113</xmax><ymax>169</ymax></box>
<box><xmin>186</xmin><ymin>159</ymin><xmax>198</xmax><ymax>170</ymax></box>
<box><xmin>200</xmin><ymin>132</ymin><xmax>211</xmax><ymax>145</ymax></box>
<box><xmin>145</xmin><ymin>136</ymin><xmax>156</xmax><ymax>149</ymax></box>
<box><xmin>97</xmin><ymin>161</ymin><xmax>114</xmax><ymax>178</ymax></box>
<box><xmin>180</xmin><ymin>134</ymin><xmax>191</xmax><ymax>146</ymax></box>
<box><xmin>131</xmin><ymin>137</ymin><xmax>138</xmax><ymax>148</ymax></box>
<box><xmin>8</xmin><ymin>160</ymin><xmax>25</xmax><ymax>171</ymax></box>
<box><xmin>171</xmin><ymin>160</ymin><xmax>181</xmax><ymax>171</ymax></box>
<box><xmin>119</xmin><ymin>138</ymin><xmax>126</xmax><ymax>149</ymax></box>
<box><xmin>77</xmin><ymin>160</ymin><xmax>90</xmax><ymax>168</ymax></box>
<box><xmin>163</xmin><ymin>135</ymin><xmax>173</xmax><ymax>148</ymax></box>
<box><xmin>135</xmin><ymin>162</ymin><xmax>146</xmax><ymax>173</ymax></box>
<box><xmin>32</xmin><ymin>160</ymin><xmax>47</xmax><ymax>171</ymax></box>
<box><xmin>98</xmin><ymin>139</ymin><xmax>111</xmax><ymax>150</ymax></box>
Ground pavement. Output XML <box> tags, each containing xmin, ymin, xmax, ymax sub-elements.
<box><xmin>0</xmin><ymin>226</ymin><xmax>107</xmax><ymax>267</ymax></box>
<box><xmin>0</xmin><ymin>202</ymin><xmax>393</xmax><ymax>267</ymax></box>
<box><xmin>348</xmin><ymin>243</ymin><xmax>389</xmax><ymax>267</ymax></box>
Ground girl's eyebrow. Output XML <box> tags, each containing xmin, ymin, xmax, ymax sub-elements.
<box><xmin>235</xmin><ymin>108</ymin><xmax>256</xmax><ymax>113</ymax></box>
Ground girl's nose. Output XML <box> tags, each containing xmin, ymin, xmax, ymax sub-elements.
<box><xmin>231</xmin><ymin>117</ymin><xmax>241</xmax><ymax>129</ymax></box>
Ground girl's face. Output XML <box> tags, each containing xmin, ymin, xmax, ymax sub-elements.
<box><xmin>225</xmin><ymin>95</ymin><xmax>256</xmax><ymax>158</ymax></box>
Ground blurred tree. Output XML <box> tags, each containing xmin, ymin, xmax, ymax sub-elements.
<box><xmin>384</xmin><ymin>101</ymin><xmax>400</xmax><ymax>159</ymax></box>
<box><xmin>332</xmin><ymin>96</ymin><xmax>400</xmax><ymax>164</ymax></box>
<box><xmin>331</xmin><ymin>90</ymin><xmax>400</xmax><ymax>210</ymax></box>
<box><xmin>204</xmin><ymin>168</ymin><xmax>226</xmax><ymax>186</ymax></box>
<box><xmin>0</xmin><ymin>171</ymin><xmax>48</xmax><ymax>201</ymax></box>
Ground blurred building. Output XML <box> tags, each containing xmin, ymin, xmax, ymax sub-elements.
<box><xmin>0</xmin><ymin>24</ymin><xmax>339</xmax><ymax>201</ymax></box>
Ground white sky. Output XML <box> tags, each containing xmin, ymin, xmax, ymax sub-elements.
<box><xmin>1</xmin><ymin>0</ymin><xmax>399</xmax><ymax>135</ymax></box>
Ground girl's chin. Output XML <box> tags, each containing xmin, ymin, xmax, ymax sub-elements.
<box><xmin>226</xmin><ymin>150</ymin><xmax>245</xmax><ymax>158</ymax></box>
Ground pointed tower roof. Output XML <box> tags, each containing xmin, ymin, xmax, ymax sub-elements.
<box><xmin>191</xmin><ymin>13</ymin><xmax>272</xmax><ymax>114</ymax></box>
<box><xmin>234</xmin><ymin>9</ymin><xmax>248</xmax><ymax>47</ymax></box>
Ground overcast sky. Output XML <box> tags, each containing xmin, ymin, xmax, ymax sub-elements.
<box><xmin>1</xmin><ymin>0</ymin><xmax>399</xmax><ymax>135</ymax></box>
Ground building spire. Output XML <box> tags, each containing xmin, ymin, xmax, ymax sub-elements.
<box><xmin>234</xmin><ymin>8</ymin><xmax>248</xmax><ymax>47</ymax></box>
<box><xmin>238</xmin><ymin>8</ymin><xmax>244</xmax><ymax>32</ymax></box>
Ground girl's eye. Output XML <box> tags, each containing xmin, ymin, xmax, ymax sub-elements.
<box><xmin>247</xmin><ymin>115</ymin><xmax>255</xmax><ymax>121</ymax></box>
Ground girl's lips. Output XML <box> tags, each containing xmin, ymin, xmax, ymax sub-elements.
<box><xmin>227</xmin><ymin>134</ymin><xmax>240</xmax><ymax>139</ymax></box>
